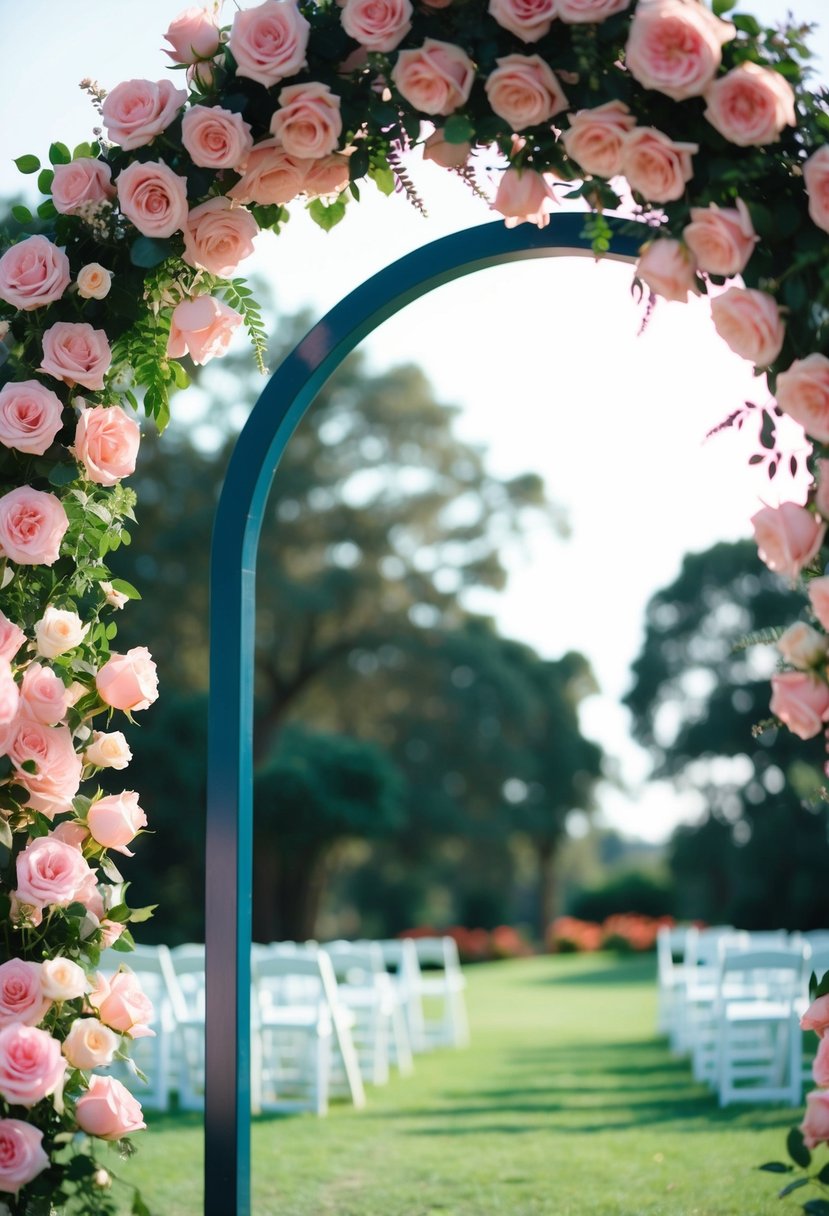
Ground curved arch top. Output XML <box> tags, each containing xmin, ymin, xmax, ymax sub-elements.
<box><xmin>204</xmin><ymin>212</ymin><xmax>643</xmax><ymax>1216</ymax></box>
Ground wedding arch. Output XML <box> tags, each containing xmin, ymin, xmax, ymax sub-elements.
<box><xmin>2</xmin><ymin>1</ymin><xmax>829</xmax><ymax>1214</ymax></box>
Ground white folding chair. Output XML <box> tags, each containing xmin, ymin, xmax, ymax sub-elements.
<box><xmin>411</xmin><ymin>936</ymin><xmax>469</xmax><ymax>1049</ymax></box>
<box><xmin>656</xmin><ymin>925</ymin><xmax>691</xmax><ymax>1038</ymax></box>
<box><xmin>375</xmin><ymin>939</ymin><xmax>427</xmax><ymax>1055</ymax></box>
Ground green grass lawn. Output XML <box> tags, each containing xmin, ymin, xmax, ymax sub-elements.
<box><xmin>112</xmin><ymin>952</ymin><xmax>813</xmax><ymax>1215</ymax></box>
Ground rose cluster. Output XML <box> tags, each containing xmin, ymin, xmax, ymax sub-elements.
<box><xmin>799</xmin><ymin>994</ymin><xmax>829</xmax><ymax>1150</ymax></box>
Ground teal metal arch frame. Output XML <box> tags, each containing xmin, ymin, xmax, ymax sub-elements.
<box><xmin>204</xmin><ymin>211</ymin><xmax>641</xmax><ymax>1215</ymax></box>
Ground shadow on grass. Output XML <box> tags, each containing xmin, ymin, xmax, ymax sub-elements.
<box><xmin>532</xmin><ymin>958</ymin><xmax>657</xmax><ymax>987</ymax></box>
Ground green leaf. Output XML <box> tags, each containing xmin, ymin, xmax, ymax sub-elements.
<box><xmin>804</xmin><ymin>1202</ymin><xmax>829</xmax><ymax>1216</ymax></box>
<box><xmin>732</xmin><ymin>13</ymin><xmax>762</xmax><ymax>36</ymax></box>
<box><xmin>778</xmin><ymin>1177</ymin><xmax>809</xmax><ymax>1198</ymax></box>
<box><xmin>14</xmin><ymin>154</ymin><xmax>40</xmax><ymax>174</ymax></box>
<box><xmin>110</xmin><ymin>578</ymin><xmax>142</xmax><ymax>601</ymax></box>
<box><xmin>129</xmin><ymin>904</ymin><xmax>158</xmax><ymax>924</ymax></box>
<box><xmin>787</xmin><ymin>1126</ymin><xmax>811</xmax><ymax>1169</ymax></box>
<box><xmin>307</xmin><ymin>197</ymin><xmax>347</xmax><ymax>232</ymax></box>
<box><xmin>758</xmin><ymin>1162</ymin><xmax>793</xmax><ymax>1173</ymax></box>
<box><xmin>818</xmin><ymin>1163</ymin><xmax>829</xmax><ymax>1185</ymax></box>
<box><xmin>0</xmin><ymin>818</ymin><xmax>11</xmax><ymax>850</ymax></box>
<box><xmin>36</xmin><ymin>199</ymin><xmax>57</xmax><ymax>220</ymax></box>
<box><xmin>100</xmin><ymin>853</ymin><xmax>125</xmax><ymax>884</ymax></box>
<box><xmin>132</xmin><ymin>1191</ymin><xmax>152</xmax><ymax>1216</ymax></box>
<box><xmin>112</xmin><ymin>927</ymin><xmax>136</xmax><ymax>952</ymax></box>
<box><xmin>11</xmin><ymin>204</ymin><xmax>32</xmax><ymax>223</ymax></box>
<box><xmin>443</xmin><ymin>114</ymin><xmax>474</xmax><ymax>144</ymax></box>
<box><xmin>48</xmin><ymin>141</ymin><xmax>72</xmax><ymax>165</ymax></box>
<box><xmin>369</xmin><ymin>165</ymin><xmax>395</xmax><ymax>197</ymax></box>
<box><xmin>712</xmin><ymin>0</ymin><xmax>737</xmax><ymax>12</ymax></box>
<box><xmin>130</xmin><ymin>236</ymin><xmax>175</xmax><ymax>268</ymax></box>
<box><xmin>48</xmin><ymin>462</ymin><xmax>79</xmax><ymax>488</ymax></box>
<box><xmin>37</xmin><ymin>168</ymin><xmax>54</xmax><ymax>196</ymax></box>
<box><xmin>106</xmin><ymin>903</ymin><xmax>132</xmax><ymax>924</ymax></box>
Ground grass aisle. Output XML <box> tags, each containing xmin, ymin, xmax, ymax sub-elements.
<box><xmin>119</xmin><ymin>952</ymin><xmax>801</xmax><ymax>1215</ymax></box>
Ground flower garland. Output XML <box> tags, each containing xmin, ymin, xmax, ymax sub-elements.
<box><xmin>2</xmin><ymin>0</ymin><xmax>829</xmax><ymax>1209</ymax></box>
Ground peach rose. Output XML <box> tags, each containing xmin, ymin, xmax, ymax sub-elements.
<box><xmin>0</xmin><ymin>381</ymin><xmax>64</xmax><ymax>456</ymax></box>
<box><xmin>636</xmin><ymin>239</ymin><xmax>698</xmax><ymax>303</ymax></box>
<box><xmin>776</xmin><ymin>354</ymin><xmax>829</xmax><ymax>444</ymax></box>
<box><xmin>777</xmin><ymin>622</ymin><xmax>827</xmax><ymax>669</ymax></box>
<box><xmin>488</xmin><ymin>0</ymin><xmax>556</xmax><ymax>43</ymax></box>
<box><xmin>625</xmin><ymin>0</ymin><xmax>734</xmax><ymax>101</ymax></box>
<box><xmin>228</xmin><ymin>139</ymin><xmax>309</xmax><ymax>206</ymax></box>
<box><xmin>493</xmin><ymin>167</ymin><xmax>556</xmax><ymax>229</ymax></box>
<box><xmin>75</xmin><ymin>1075</ymin><xmax>146</xmax><ymax>1140</ymax></box>
<box><xmin>271</xmin><ymin>82</ymin><xmax>343</xmax><ymax>159</ymax></box>
<box><xmin>752</xmin><ymin>502</ymin><xmax>825</xmax><ymax>581</ymax></box>
<box><xmin>809</xmin><ymin>577</ymin><xmax>829</xmax><ymax>630</ymax></box>
<box><xmin>89</xmin><ymin>971</ymin><xmax>154</xmax><ymax>1039</ymax></box>
<box><xmin>8</xmin><ymin>722</ymin><xmax>82</xmax><ymax>818</ymax></box>
<box><xmin>87</xmin><ymin>791</ymin><xmax>147</xmax><ymax>856</ymax></box>
<box><xmin>392</xmin><ymin>39</ymin><xmax>475</xmax><ymax>116</ymax></box>
<box><xmin>485</xmin><ymin>55</ymin><xmax>568</xmax><ymax>131</ymax></box>
<box><xmin>73</xmin><ymin>404</ymin><xmax>140</xmax><ymax>487</ymax></box>
<box><xmin>0</xmin><ymin>962</ymin><xmax>48</xmax><ymax>1029</ymax></box>
<box><xmin>804</xmin><ymin>146</ymin><xmax>829</xmax><ymax>235</ymax></box>
<box><xmin>76</xmin><ymin>264</ymin><xmax>112</xmax><ymax>301</ymax></box>
<box><xmin>15</xmin><ymin>835</ymin><xmax>93</xmax><ymax>917</ymax></box>
<box><xmin>710</xmin><ymin>286</ymin><xmax>784</xmax><ymax>368</ymax></box>
<box><xmin>40</xmin><ymin>322</ymin><xmax>112</xmax><ymax>391</ymax></box>
<box><xmin>84</xmin><ymin>730</ymin><xmax>133</xmax><ymax>771</ymax></box>
<box><xmin>0</xmin><ymin>1119</ymin><xmax>49</xmax><ymax>1195</ymax></box>
<box><xmin>561</xmin><ymin>101</ymin><xmax>635</xmax><ymax>179</ymax></box>
<box><xmin>704</xmin><ymin>62</ymin><xmax>796</xmax><ymax>147</ymax></box>
<box><xmin>0</xmin><ymin>236</ymin><xmax>70</xmax><ymax>312</ymax></box>
<box><xmin>770</xmin><ymin>671</ymin><xmax>829</xmax><ymax>740</ymax></box>
<box><xmin>181</xmin><ymin>105</ymin><xmax>254</xmax><ymax>170</ymax></box>
<box><xmin>39</xmin><ymin>958</ymin><xmax>87</xmax><ymax>1002</ymax></box>
<box><xmin>35</xmin><ymin>607</ymin><xmax>88</xmax><ymax>659</ymax></box>
<box><xmin>163</xmin><ymin>6</ymin><xmax>221</xmax><ymax>63</ymax></box>
<box><xmin>167</xmin><ymin>295</ymin><xmax>244</xmax><ymax>366</ymax></box>
<box><xmin>802</xmin><ymin>992</ymin><xmax>829</xmax><ymax>1037</ymax></box>
<box><xmin>0</xmin><ymin>611</ymin><xmax>25</xmax><ymax>664</ymax></box>
<box><xmin>19</xmin><ymin>663</ymin><xmax>71</xmax><ymax>727</ymax></box>
<box><xmin>0</xmin><ymin>1025</ymin><xmax>65</xmax><ymax>1108</ymax></box>
<box><xmin>116</xmin><ymin>160</ymin><xmax>189</xmax><ymax>239</ymax></box>
<box><xmin>51</xmin><ymin>159</ymin><xmax>115</xmax><ymax>216</ymax></box>
<box><xmin>303</xmin><ymin>154</ymin><xmax>352</xmax><ymax>198</ymax></box>
<box><xmin>96</xmin><ymin>647</ymin><xmax>159</xmax><ymax>713</ymax></box>
<box><xmin>100</xmin><ymin>920</ymin><xmax>126</xmax><ymax>950</ymax></box>
<box><xmin>230</xmin><ymin>0</ymin><xmax>310</xmax><ymax>88</ymax></box>
<box><xmin>0</xmin><ymin>487</ymin><xmax>69</xmax><ymax>567</ymax></box>
<box><xmin>62</xmin><ymin>1018</ymin><xmax>119</xmax><ymax>1070</ymax></box>
<box><xmin>621</xmin><ymin>127</ymin><xmax>696</xmax><ymax>202</ymax></box>
<box><xmin>101</xmin><ymin>78</ymin><xmax>187</xmax><ymax>150</ymax></box>
<box><xmin>341</xmin><ymin>0</ymin><xmax>412</xmax><ymax>52</ymax></box>
<box><xmin>422</xmin><ymin>129</ymin><xmax>471</xmax><ymax>169</ymax></box>
<box><xmin>557</xmin><ymin>0</ymin><xmax>630</xmax><ymax>19</ymax></box>
<box><xmin>802</xmin><ymin>1090</ymin><xmax>829</xmax><ymax>1150</ymax></box>
<box><xmin>0</xmin><ymin>662</ymin><xmax>18</xmax><ymax>726</ymax></box>
<box><xmin>183</xmin><ymin>198</ymin><xmax>259</xmax><ymax>278</ymax></box>
<box><xmin>682</xmin><ymin>200</ymin><xmax>757</xmax><ymax>278</ymax></box>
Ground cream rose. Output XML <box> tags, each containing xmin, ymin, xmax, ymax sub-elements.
<box><xmin>625</xmin><ymin>0</ymin><xmax>734</xmax><ymax>101</ymax></box>
<box><xmin>101</xmin><ymin>78</ymin><xmax>187</xmax><ymax>150</ymax></box>
<box><xmin>76</xmin><ymin>264</ymin><xmax>112</xmax><ymax>301</ymax></box>
<box><xmin>682</xmin><ymin>199</ymin><xmax>757</xmax><ymax>278</ymax></box>
<box><xmin>181</xmin><ymin>105</ymin><xmax>254</xmax><ymax>170</ymax></box>
<box><xmin>704</xmin><ymin>62</ymin><xmax>796</xmax><ymax>147</ymax></box>
<box><xmin>271</xmin><ymin>83</ymin><xmax>343</xmax><ymax>159</ymax></box>
<box><xmin>39</xmin><ymin>958</ymin><xmax>88</xmax><ymax>1002</ymax></box>
<box><xmin>341</xmin><ymin>0</ymin><xmax>412</xmax><ymax>52</ymax></box>
<box><xmin>485</xmin><ymin>55</ymin><xmax>568</xmax><ymax>131</ymax></box>
<box><xmin>0</xmin><ymin>381</ymin><xmax>64</xmax><ymax>457</ymax></box>
<box><xmin>101</xmin><ymin>582</ymin><xmax>129</xmax><ymax>610</ymax></box>
<box><xmin>710</xmin><ymin>286</ymin><xmax>784</xmax><ymax>368</ymax></box>
<box><xmin>230</xmin><ymin>0</ymin><xmax>311</xmax><ymax>88</ymax></box>
<box><xmin>621</xmin><ymin>127</ymin><xmax>696</xmax><ymax>203</ymax></box>
<box><xmin>488</xmin><ymin>0</ymin><xmax>557</xmax><ymax>43</ymax></box>
<box><xmin>777</xmin><ymin>622</ymin><xmax>827</xmax><ymax>669</ymax></box>
<box><xmin>84</xmin><ymin>731</ymin><xmax>133</xmax><ymax>771</ymax></box>
<box><xmin>636</xmin><ymin>239</ymin><xmax>698</xmax><ymax>303</ymax></box>
<box><xmin>392</xmin><ymin>40</ymin><xmax>475</xmax><ymax>117</ymax></box>
<box><xmin>62</xmin><ymin>1018</ymin><xmax>120</xmax><ymax>1070</ymax></box>
<box><xmin>561</xmin><ymin>101</ymin><xmax>636</xmax><ymax>179</ymax></box>
<box><xmin>0</xmin><ymin>236</ymin><xmax>71</xmax><ymax>313</ymax></box>
<box><xmin>34</xmin><ymin>607</ymin><xmax>89</xmax><ymax>659</ymax></box>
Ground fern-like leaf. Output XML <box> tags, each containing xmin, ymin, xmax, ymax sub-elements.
<box><xmin>222</xmin><ymin>279</ymin><xmax>269</xmax><ymax>374</ymax></box>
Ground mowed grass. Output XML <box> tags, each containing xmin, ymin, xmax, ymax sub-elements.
<box><xmin>113</xmin><ymin>952</ymin><xmax>807</xmax><ymax>1215</ymax></box>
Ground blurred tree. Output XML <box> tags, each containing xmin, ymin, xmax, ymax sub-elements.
<box><xmin>624</xmin><ymin>539</ymin><xmax>829</xmax><ymax>928</ymax></box>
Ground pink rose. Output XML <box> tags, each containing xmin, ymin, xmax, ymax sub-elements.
<box><xmin>62</xmin><ymin>1018</ymin><xmax>119</xmax><ymax>1070</ymax></box>
<box><xmin>621</xmin><ymin>127</ymin><xmax>697</xmax><ymax>203</ymax></box>
<box><xmin>75</xmin><ymin>1075</ymin><xmax>146</xmax><ymax>1140</ymax></box>
<box><xmin>0</xmin><ymin>380</ymin><xmax>64</xmax><ymax>456</ymax></box>
<box><xmin>270</xmin><ymin>83</ymin><xmax>343</xmax><ymax>159</ymax></box>
<box><xmin>392</xmin><ymin>39</ymin><xmax>475</xmax><ymax>117</ymax></box>
<box><xmin>813</xmin><ymin>1034</ymin><xmax>829</xmax><ymax>1088</ymax></box>
<box><xmin>73</xmin><ymin>404</ymin><xmax>140</xmax><ymax>487</ymax></box>
<box><xmin>488</xmin><ymin>0</ymin><xmax>556</xmax><ymax>43</ymax></box>
<box><xmin>422</xmin><ymin>129</ymin><xmax>470</xmax><ymax>169</ymax></box>
<box><xmin>636</xmin><ymin>239</ymin><xmax>698</xmax><ymax>303</ymax></box>
<box><xmin>40</xmin><ymin>322</ymin><xmax>112</xmax><ymax>391</ymax></box>
<box><xmin>704</xmin><ymin>62</ymin><xmax>796</xmax><ymax>147</ymax></box>
<box><xmin>96</xmin><ymin>647</ymin><xmax>159</xmax><ymax>713</ymax></box>
<box><xmin>167</xmin><ymin>296</ymin><xmax>244</xmax><ymax>366</ymax></box>
<box><xmin>0</xmin><ymin>486</ymin><xmax>69</xmax><ymax>567</ymax></box>
<box><xmin>683</xmin><ymin>200</ymin><xmax>757</xmax><ymax>278</ymax></box>
<box><xmin>0</xmin><ymin>611</ymin><xmax>25</xmax><ymax>664</ymax></box>
<box><xmin>100</xmin><ymin>920</ymin><xmax>126</xmax><ymax>950</ymax></box>
<box><xmin>230</xmin><ymin>0</ymin><xmax>310</xmax><ymax>88</ymax></box>
<box><xmin>116</xmin><ymin>160</ymin><xmax>189</xmax><ymax>239</ymax></box>
<box><xmin>561</xmin><ymin>101</ymin><xmax>635</xmax><ymax>179</ymax></box>
<box><xmin>0</xmin><ymin>962</ymin><xmax>48</xmax><ymax>1029</ymax></box>
<box><xmin>777</xmin><ymin>622</ymin><xmax>827</xmax><ymax>669</ymax></box>
<box><xmin>485</xmin><ymin>55</ymin><xmax>568</xmax><ymax>131</ymax></box>
<box><xmin>163</xmin><ymin>6</ymin><xmax>222</xmax><ymax>63</ymax></box>
<box><xmin>775</xmin><ymin>354</ymin><xmax>829</xmax><ymax>444</ymax></box>
<box><xmin>770</xmin><ymin>671</ymin><xmax>829</xmax><ymax>739</ymax></box>
<box><xmin>557</xmin><ymin>0</ymin><xmax>630</xmax><ymax>19</ymax></box>
<box><xmin>0</xmin><ymin>236</ymin><xmax>70</xmax><ymax>312</ymax></box>
<box><xmin>493</xmin><ymin>167</ymin><xmax>556</xmax><ymax>229</ymax></box>
<box><xmin>802</xmin><ymin>1090</ymin><xmax>829</xmax><ymax>1150</ymax></box>
<box><xmin>302</xmin><ymin>154</ymin><xmax>352</xmax><ymax>198</ymax></box>
<box><xmin>15</xmin><ymin>835</ymin><xmax>93</xmax><ymax>919</ymax></box>
<box><xmin>101</xmin><ymin>78</ymin><xmax>187</xmax><ymax>150</ymax></box>
<box><xmin>181</xmin><ymin>105</ymin><xmax>254</xmax><ymax>170</ymax></box>
<box><xmin>0</xmin><ymin>1024</ymin><xmax>65</xmax><ymax>1107</ymax></box>
<box><xmin>802</xmin><ymin>992</ymin><xmax>829</xmax><ymax>1037</ymax></box>
<box><xmin>228</xmin><ymin>139</ymin><xmax>309</xmax><ymax>206</ymax></box>
<box><xmin>809</xmin><ymin>577</ymin><xmax>829</xmax><ymax>630</ymax></box>
<box><xmin>9</xmin><ymin>722</ymin><xmax>82</xmax><ymax>817</ymax></box>
<box><xmin>19</xmin><ymin>663</ymin><xmax>71</xmax><ymax>727</ymax></box>
<box><xmin>0</xmin><ymin>662</ymin><xmax>18</xmax><ymax>726</ymax></box>
<box><xmin>183</xmin><ymin>198</ymin><xmax>259</xmax><ymax>278</ymax></box>
<box><xmin>710</xmin><ymin>286</ymin><xmax>784</xmax><ymax>368</ymax></box>
<box><xmin>752</xmin><ymin>502</ymin><xmax>825</xmax><ymax>581</ymax></box>
<box><xmin>625</xmin><ymin>0</ymin><xmax>734</xmax><ymax>101</ymax></box>
<box><xmin>89</xmin><ymin>971</ymin><xmax>154</xmax><ymax>1039</ymax></box>
<box><xmin>804</xmin><ymin>147</ymin><xmax>829</xmax><ymax>235</ymax></box>
<box><xmin>341</xmin><ymin>0</ymin><xmax>412</xmax><ymax>52</ymax></box>
<box><xmin>87</xmin><ymin>791</ymin><xmax>147</xmax><ymax>856</ymax></box>
<box><xmin>51</xmin><ymin>159</ymin><xmax>115</xmax><ymax>216</ymax></box>
<box><xmin>0</xmin><ymin>1118</ymin><xmax>49</xmax><ymax>1195</ymax></box>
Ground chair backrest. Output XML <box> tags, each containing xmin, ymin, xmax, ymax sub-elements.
<box><xmin>718</xmin><ymin>947</ymin><xmax>803</xmax><ymax>1007</ymax></box>
<box><xmin>410</xmin><ymin>936</ymin><xmax>461</xmax><ymax>974</ymax></box>
<box><xmin>168</xmin><ymin>943</ymin><xmax>206</xmax><ymax>1021</ymax></box>
<box><xmin>374</xmin><ymin>938</ymin><xmax>422</xmax><ymax>993</ymax></box>
<box><xmin>656</xmin><ymin>925</ymin><xmax>689</xmax><ymax>981</ymax></box>
<box><xmin>323</xmin><ymin>941</ymin><xmax>382</xmax><ymax>985</ymax></box>
<box><xmin>253</xmin><ymin>950</ymin><xmax>340</xmax><ymax>1011</ymax></box>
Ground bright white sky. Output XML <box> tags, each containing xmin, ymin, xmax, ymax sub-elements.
<box><xmin>2</xmin><ymin>1</ymin><xmax>827</xmax><ymax>843</ymax></box>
